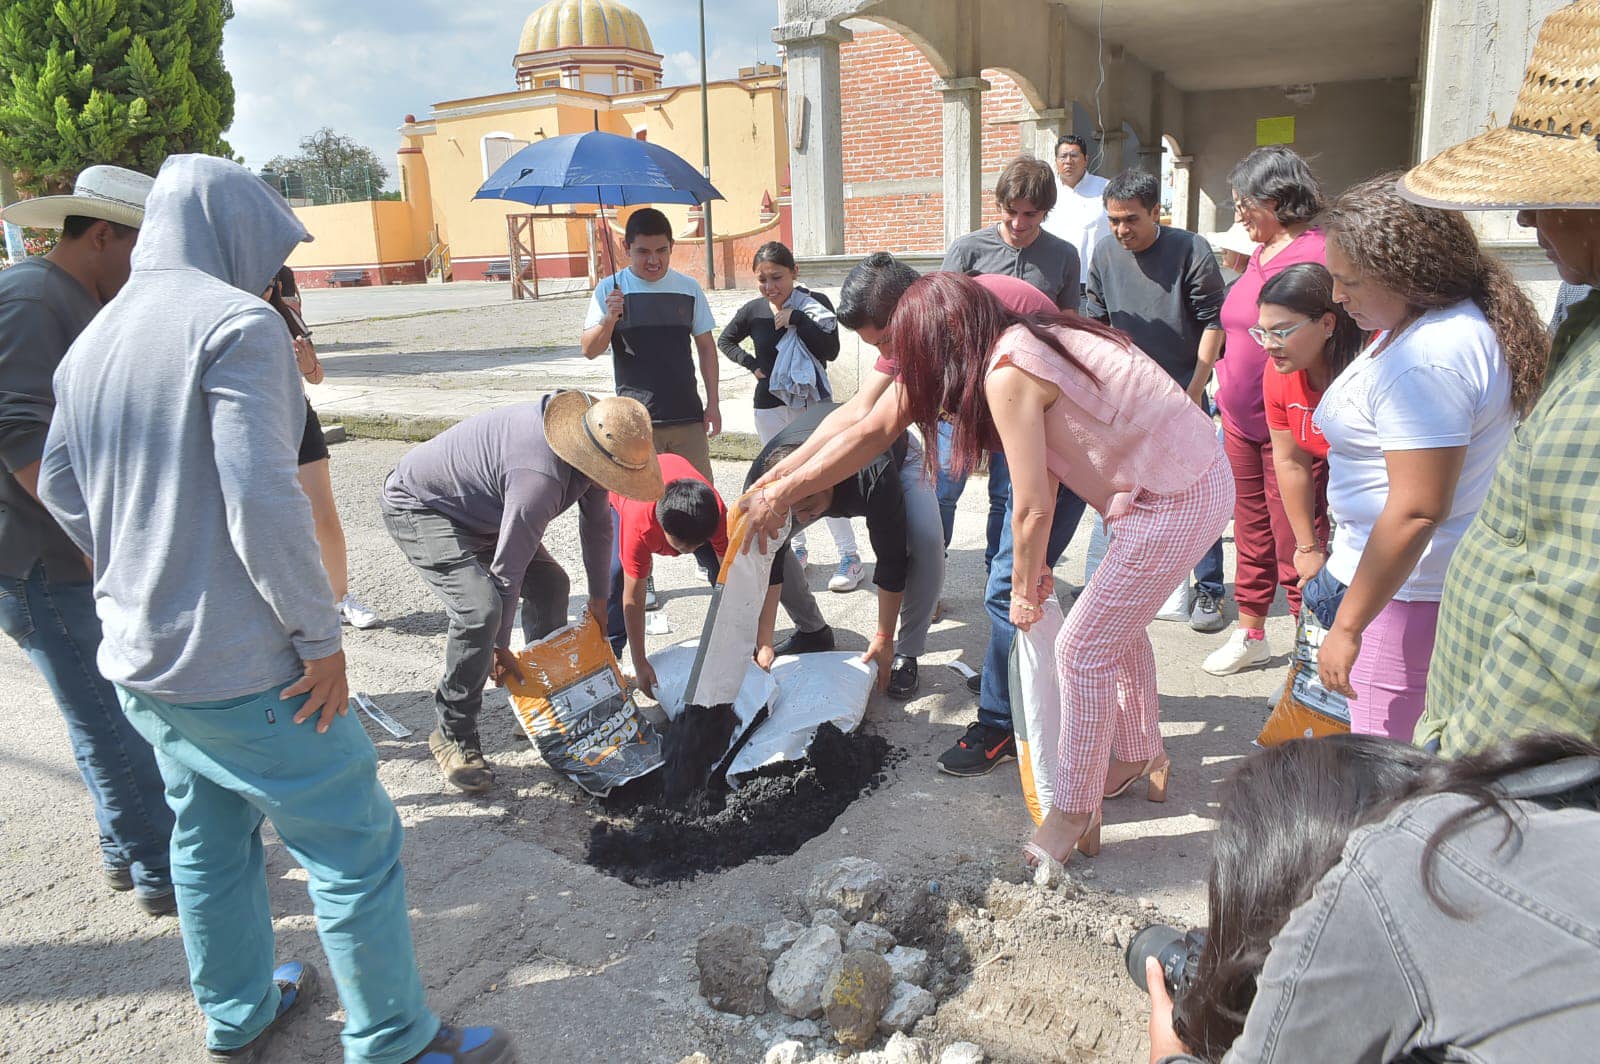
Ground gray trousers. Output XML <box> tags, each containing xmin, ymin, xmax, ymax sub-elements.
<box><xmin>382</xmin><ymin>504</ymin><xmax>569</xmax><ymax>744</ymax></box>
<box><xmin>780</xmin><ymin>440</ymin><xmax>945</xmax><ymax>658</ymax></box>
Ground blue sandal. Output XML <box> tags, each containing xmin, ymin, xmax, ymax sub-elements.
<box><xmin>207</xmin><ymin>960</ymin><xmax>318</xmax><ymax>1062</ymax></box>
<box><xmin>405</xmin><ymin>1024</ymin><xmax>517</xmax><ymax>1064</ymax></box>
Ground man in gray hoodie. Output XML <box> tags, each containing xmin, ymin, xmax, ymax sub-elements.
<box><xmin>38</xmin><ymin>156</ymin><xmax>514</xmax><ymax>1064</ymax></box>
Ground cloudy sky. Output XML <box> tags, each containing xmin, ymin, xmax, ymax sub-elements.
<box><xmin>223</xmin><ymin>0</ymin><xmax>781</xmax><ymax>185</ymax></box>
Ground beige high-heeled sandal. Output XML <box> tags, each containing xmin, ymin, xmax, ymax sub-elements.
<box><xmin>1103</xmin><ymin>753</ymin><xmax>1172</xmax><ymax>803</ymax></box>
<box><xmin>1022</xmin><ymin>810</ymin><xmax>1103</xmax><ymax>869</ymax></box>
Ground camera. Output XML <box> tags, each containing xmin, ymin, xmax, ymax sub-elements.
<box><xmin>1125</xmin><ymin>924</ymin><xmax>1206</xmax><ymax>998</ymax></box>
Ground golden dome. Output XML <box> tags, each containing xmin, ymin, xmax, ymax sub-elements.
<box><xmin>518</xmin><ymin>0</ymin><xmax>655</xmax><ymax>55</ymax></box>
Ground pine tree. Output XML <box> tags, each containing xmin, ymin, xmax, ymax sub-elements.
<box><xmin>0</xmin><ymin>0</ymin><xmax>236</xmax><ymax>194</ymax></box>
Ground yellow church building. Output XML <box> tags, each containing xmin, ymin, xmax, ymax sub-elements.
<box><xmin>286</xmin><ymin>0</ymin><xmax>790</xmax><ymax>290</ymax></box>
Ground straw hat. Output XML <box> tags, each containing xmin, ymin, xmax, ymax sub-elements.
<box><xmin>1</xmin><ymin>165</ymin><xmax>154</xmax><ymax>229</ymax></box>
<box><xmin>1401</xmin><ymin>0</ymin><xmax>1600</xmax><ymax>210</ymax></box>
<box><xmin>544</xmin><ymin>391</ymin><xmax>664</xmax><ymax>501</ymax></box>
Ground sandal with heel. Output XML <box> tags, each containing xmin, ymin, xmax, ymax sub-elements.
<box><xmin>1104</xmin><ymin>753</ymin><xmax>1171</xmax><ymax>803</ymax></box>
<box><xmin>1021</xmin><ymin>810</ymin><xmax>1103</xmax><ymax>870</ymax></box>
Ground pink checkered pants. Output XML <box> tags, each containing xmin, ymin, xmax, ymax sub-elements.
<box><xmin>1054</xmin><ymin>455</ymin><xmax>1234</xmax><ymax>814</ymax></box>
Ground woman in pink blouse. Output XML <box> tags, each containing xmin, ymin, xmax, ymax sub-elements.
<box><xmin>1205</xmin><ymin>147</ymin><xmax>1329</xmax><ymax>678</ymax></box>
<box><xmin>887</xmin><ymin>272</ymin><xmax>1232</xmax><ymax>866</ymax></box>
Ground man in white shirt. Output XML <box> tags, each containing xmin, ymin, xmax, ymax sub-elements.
<box><xmin>1042</xmin><ymin>134</ymin><xmax>1110</xmax><ymax>288</ymax></box>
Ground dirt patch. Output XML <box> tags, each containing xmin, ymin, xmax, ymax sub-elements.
<box><xmin>586</xmin><ymin>723</ymin><xmax>894</xmax><ymax>885</ymax></box>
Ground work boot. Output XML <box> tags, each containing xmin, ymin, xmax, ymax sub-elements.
<box><xmin>208</xmin><ymin>960</ymin><xmax>318</xmax><ymax>1061</ymax></box>
<box><xmin>404</xmin><ymin>1024</ymin><xmax>517</xmax><ymax>1064</ymax></box>
<box><xmin>429</xmin><ymin>728</ymin><xmax>495</xmax><ymax>794</ymax></box>
<box><xmin>886</xmin><ymin>656</ymin><xmax>919</xmax><ymax>700</ymax></box>
<box><xmin>936</xmin><ymin>722</ymin><xmax>1017</xmax><ymax>777</ymax></box>
<box><xmin>965</xmin><ymin>672</ymin><xmax>982</xmax><ymax>697</ymax></box>
<box><xmin>774</xmin><ymin>625</ymin><xmax>836</xmax><ymax>657</ymax></box>
<box><xmin>135</xmin><ymin>887</ymin><xmax>177</xmax><ymax>917</ymax></box>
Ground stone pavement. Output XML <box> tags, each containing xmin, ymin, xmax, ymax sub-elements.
<box><xmin>300</xmin><ymin>281</ymin><xmax>876</xmax><ymax>456</ymax></box>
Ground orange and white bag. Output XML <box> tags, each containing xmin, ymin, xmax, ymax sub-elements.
<box><xmin>1009</xmin><ymin>597</ymin><xmax>1065</xmax><ymax>825</ymax></box>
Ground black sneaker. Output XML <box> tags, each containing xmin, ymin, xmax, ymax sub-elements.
<box><xmin>937</xmin><ymin>722</ymin><xmax>1017</xmax><ymax>777</ymax></box>
<box><xmin>208</xmin><ymin>960</ymin><xmax>318</xmax><ymax>1061</ymax></box>
<box><xmin>404</xmin><ymin>1024</ymin><xmax>517</xmax><ymax>1064</ymax></box>
<box><xmin>965</xmin><ymin>672</ymin><xmax>982</xmax><ymax>696</ymax></box>
<box><xmin>774</xmin><ymin>625</ymin><xmax>835</xmax><ymax>656</ymax></box>
<box><xmin>886</xmin><ymin>656</ymin><xmax>919</xmax><ymax>700</ymax></box>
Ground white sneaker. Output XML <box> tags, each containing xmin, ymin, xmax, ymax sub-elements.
<box><xmin>644</xmin><ymin>574</ymin><xmax>660</xmax><ymax>612</ymax></box>
<box><xmin>1202</xmin><ymin>629</ymin><xmax>1271</xmax><ymax>676</ymax></box>
<box><xmin>1155</xmin><ymin>581</ymin><xmax>1193</xmax><ymax>622</ymax></box>
<box><xmin>829</xmin><ymin>554</ymin><xmax>866</xmax><ymax>592</ymax></box>
<box><xmin>339</xmin><ymin>594</ymin><xmax>380</xmax><ymax>630</ymax></box>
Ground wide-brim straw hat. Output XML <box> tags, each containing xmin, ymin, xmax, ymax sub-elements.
<box><xmin>544</xmin><ymin>391</ymin><xmax>664</xmax><ymax>501</ymax></box>
<box><xmin>1</xmin><ymin>165</ymin><xmax>154</xmax><ymax>229</ymax></box>
<box><xmin>1401</xmin><ymin>0</ymin><xmax>1600</xmax><ymax>210</ymax></box>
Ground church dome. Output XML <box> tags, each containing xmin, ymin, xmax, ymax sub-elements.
<box><xmin>518</xmin><ymin>0</ymin><xmax>655</xmax><ymax>55</ymax></box>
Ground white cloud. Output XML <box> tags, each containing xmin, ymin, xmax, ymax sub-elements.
<box><xmin>221</xmin><ymin>0</ymin><xmax>779</xmax><ymax>188</ymax></box>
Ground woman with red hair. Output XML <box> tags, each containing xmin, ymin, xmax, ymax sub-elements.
<box><xmin>888</xmin><ymin>273</ymin><xmax>1232</xmax><ymax>865</ymax></box>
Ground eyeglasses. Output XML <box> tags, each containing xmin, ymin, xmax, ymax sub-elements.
<box><xmin>1248</xmin><ymin>319</ymin><xmax>1314</xmax><ymax>348</ymax></box>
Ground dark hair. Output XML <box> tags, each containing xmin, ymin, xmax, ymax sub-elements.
<box><xmin>748</xmin><ymin>442</ymin><xmax>800</xmax><ymax>488</ymax></box>
<box><xmin>1054</xmin><ymin>134</ymin><xmax>1089</xmax><ymax>156</ymax></box>
<box><xmin>1227</xmin><ymin>146</ymin><xmax>1325</xmax><ymax>226</ymax></box>
<box><xmin>1319</xmin><ymin>174</ymin><xmax>1549</xmax><ymax>416</ymax></box>
<box><xmin>751</xmin><ymin>241</ymin><xmax>796</xmax><ymax>273</ymax></box>
<box><xmin>61</xmin><ymin>215</ymin><xmax>137</xmax><ymax>240</ymax></box>
<box><xmin>885</xmin><ymin>272</ymin><xmax>1122</xmax><ymax>478</ymax></box>
<box><xmin>994</xmin><ymin>156</ymin><xmax>1057</xmax><ymax>214</ymax></box>
<box><xmin>656</xmin><ymin>478</ymin><xmax>721</xmax><ymax>546</ymax></box>
<box><xmin>838</xmin><ymin>252</ymin><xmax>920</xmax><ymax>332</ymax></box>
<box><xmin>1103</xmin><ymin>168</ymin><xmax>1160</xmax><ymax>210</ymax></box>
<box><xmin>1175</xmin><ymin>731</ymin><xmax>1600</xmax><ymax>1061</ymax></box>
<box><xmin>1257</xmin><ymin>263</ymin><xmax>1363</xmax><ymax>381</ymax></box>
<box><xmin>623</xmin><ymin>207</ymin><xmax>673</xmax><ymax>246</ymax></box>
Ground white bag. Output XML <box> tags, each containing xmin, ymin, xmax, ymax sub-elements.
<box><xmin>685</xmin><ymin>505</ymin><xmax>789</xmax><ymax>707</ymax></box>
<box><xmin>1009</xmin><ymin>597</ymin><xmax>1065</xmax><ymax>825</ymax></box>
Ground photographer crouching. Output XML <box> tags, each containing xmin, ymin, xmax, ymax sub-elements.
<box><xmin>1138</xmin><ymin>733</ymin><xmax>1600</xmax><ymax>1062</ymax></box>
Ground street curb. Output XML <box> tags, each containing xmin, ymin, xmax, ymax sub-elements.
<box><xmin>330</xmin><ymin>412</ymin><xmax>767</xmax><ymax>460</ymax></box>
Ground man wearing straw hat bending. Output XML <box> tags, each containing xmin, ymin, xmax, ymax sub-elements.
<box><xmin>1400</xmin><ymin>0</ymin><xmax>1600</xmax><ymax>755</ymax></box>
<box><xmin>0</xmin><ymin>165</ymin><xmax>178</xmax><ymax>916</ymax></box>
<box><xmin>382</xmin><ymin>392</ymin><xmax>663</xmax><ymax>793</ymax></box>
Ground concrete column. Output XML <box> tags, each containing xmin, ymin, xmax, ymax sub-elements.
<box><xmin>773</xmin><ymin>20</ymin><xmax>853</xmax><ymax>257</ymax></box>
<box><xmin>935</xmin><ymin>75</ymin><xmax>990</xmax><ymax>248</ymax></box>
<box><xmin>1136</xmin><ymin>145</ymin><xmax>1164</xmax><ymax>177</ymax></box>
<box><xmin>1169</xmin><ymin>154</ymin><xmax>1194</xmax><ymax>232</ymax></box>
<box><xmin>1097</xmin><ymin>128</ymin><xmax>1129</xmax><ymax>174</ymax></box>
<box><xmin>1416</xmin><ymin>0</ymin><xmax>1564</xmax><ymax>244</ymax></box>
<box><xmin>1020</xmin><ymin>107</ymin><xmax>1068</xmax><ymax>161</ymax></box>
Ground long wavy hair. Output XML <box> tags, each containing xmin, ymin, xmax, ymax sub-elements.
<box><xmin>1319</xmin><ymin>175</ymin><xmax>1549</xmax><ymax>415</ymax></box>
<box><xmin>1174</xmin><ymin>731</ymin><xmax>1600</xmax><ymax>1061</ymax></box>
<box><xmin>883</xmin><ymin>272</ymin><xmax>1125</xmax><ymax>477</ymax></box>
<box><xmin>1257</xmin><ymin>263</ymin><xmax>1364</xmax><ymax>383</ymax></box>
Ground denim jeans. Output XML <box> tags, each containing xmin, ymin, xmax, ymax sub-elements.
<box><xmin>0</xmin><ymin>562</ymin><xmax>172</xmax><ymax>893</ymax></box>
<box><xmin>1086</xmin><ymin>515</ymin><xmax>1225</xmax><ymax>599</ymax></box>
<box><xmin>934</xmin><ymin>422</ymin><xmax>1010</xmax><ymax>562</ymax></box>
<box><xmin>117</xmin><ymin>682</ymin><xmax>438</xmax><ymax>1062</ymax></box>
<box><xmin>978</xmin><ymin>481</ymin><xmax>1086</xmax><ymax>732</ymax></box>
<box><xmin>606</xmin><ymin>506</ymin><xmax>720</xmax><ymax>656</ymax></box>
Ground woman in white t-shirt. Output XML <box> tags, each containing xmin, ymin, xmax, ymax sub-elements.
<box><xmin>1311</xmin><ymin>177</ymin><xmax>1548</xmax><ymax>739</ymax></box>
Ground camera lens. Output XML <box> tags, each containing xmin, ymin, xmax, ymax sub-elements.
<box><xmin>1125</xmin><ymin>925</ymin><xmax>1185</xmax><ymax>993</ymax></box>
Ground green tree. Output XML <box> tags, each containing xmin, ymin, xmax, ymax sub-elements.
<box><xmin>264</xmin><ymin>127</ymin><xmax>390</xmax><ymax>204</ymax></box>
<box><xmin>0</xmin><ymin>0</ymin><xmax>236</xmax><ymax>194</ymax></box>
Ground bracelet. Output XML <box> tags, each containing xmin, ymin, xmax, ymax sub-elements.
<box><xmin>1295</xmin><ymin>543</ymin><xmax>1326</xmax><ymax>554</ymax></box>
<box><xmin>875</xmin><ymin>631</ymin><xmax>892</xmax><ymax>640</ymax></box>
<box><xmin>1010</xmin><ymin>596</ymin><xmax>1041</xmax><ymax>613</ymax></box>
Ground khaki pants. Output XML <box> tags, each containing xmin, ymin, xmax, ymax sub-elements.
<box><xmin>651</xmin><ymin>421</ymin><xmax>713</xmax><ymax>480</ymax></box>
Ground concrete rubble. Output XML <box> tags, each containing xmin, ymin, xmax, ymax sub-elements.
<box><xmin>768</xmin><ymin>925</ymin><xmax>844</xmax><ymax>1018</ymax></box>
<box><xmin>822</xmin><ymin>950</ymin><xmax>894</xmax><ymax>1047</ymax></box>
<box><xmin>805</xmin><ymin>857</ymin><xmax>890</xmax><ymax>922</ymax></box>
<box><xmin>696</xmin><ymin>924</ymin><xmax>770</xmax><ymax>1016</ymax></box>
<box><xmin>879</xmin><ymin>980</ymin><xmax>936</xmax><ymax>1033</ymax></box>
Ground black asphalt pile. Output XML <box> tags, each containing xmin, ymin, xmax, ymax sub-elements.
<box><xmin>659</xmin><ymin>702</ymin><xmax>741</xmax><ymax>805</ymax></box>
<box><xmin>586</xmin><ymin>722</ymin><xmax>893</xmax><ymax>885</ymax></box>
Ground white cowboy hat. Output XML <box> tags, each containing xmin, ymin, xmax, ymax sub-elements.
<box><xmin>1</xmin><ymin>165</ymin><xmax>154</xmax><ymax>229</ymax></box>
<box><xmin>1206</xmin><ymin>223</ymin><xmax>1259</xmax><ymax>258</ymax></box>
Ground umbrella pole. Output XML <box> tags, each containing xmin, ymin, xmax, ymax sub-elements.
<box><xmin>597</xmin><ymin>190</ymin><xmax>617</xmax><ymax>277</ymax></box>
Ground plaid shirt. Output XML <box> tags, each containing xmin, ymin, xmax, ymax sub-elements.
<box><xmin>1418</xmin><ymin>291</ymin><xmax>1600</xmax><ymax>755</ymax></box>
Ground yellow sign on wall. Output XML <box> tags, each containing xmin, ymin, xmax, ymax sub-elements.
<box><xmin>1256</xmin><ymin>116</ymin><xmax>1296</xmax><ymax>146</ymax></box>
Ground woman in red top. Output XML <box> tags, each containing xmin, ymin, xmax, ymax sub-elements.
<box><xmin>1207</xmin><ymin>147</ymin><xmax>1328</xmax><ymax>677</ymax></box>
<box><xmin>1258</xmin><ymin>263</ymin><xmax>1362</xmax><ymax>588</ymax></box>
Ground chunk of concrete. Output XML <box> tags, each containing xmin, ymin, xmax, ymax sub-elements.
<box><xmin>760</xmin><ymin>918</ymin><xmax>806</xmax><ymax>961</ymax></box>
<box><xmin>805</xmin><ymin>857</ymin><xmax>889</xmax><ymax>921</ymax></box>
<box><xmin>696</xmin><ymin>924</ymin><xmax>770</xmax><ymax>1016</ymax></box>
<box><xmin>763</xmin><ymin>1042</ymin><xmax>807</xmax><ymax>1064</ymax></box>
<box><xmin>768</xmin><ymin>925</ymin><xmax>843</xmax><ymax>1018</ymax></box>
<box><xmin>884</xmin><ymin>945</ymin><xmax>930</xmax><ymax>987</ymax></box>
<box><xmin>879</xmin><ymin>981</ymin><xmax>936</xmax><ymax>1033</ymax></box>
<box><xmin>873</xmin><ymin>1032</ymin><xmax>934</xmax><ymax>1064</ymax></box>
<box><xmin>822</xmin><ymin>950</ymin><xmax>894</xmax><ymax>1048</ymax></box>
<box><xmin>811</xmin><ymin>907</ymin><xmax>852</xmax><ymax>938</ymax></box>
<box><xmin>940</xmin><ymin>1043</ymin><xmax>985</xmax><ymax>1064</ymax></box>
<box><xmin>845</xmin><ymin>921</ymin><xmax>896</xmax><ymax>954</ymax></box>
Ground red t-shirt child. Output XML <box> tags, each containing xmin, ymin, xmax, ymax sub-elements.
<box><xmin>1263</xmin><ymin>368</ymin><xmax>1329</xmax><ymax>459</ymax></box>
<box><xmin>872</xmin><ymin>273</ymin><xmax>1058</xmax><ymax>376</ymax></box>
<box><xmin>609</xmin><ymin>453</ymin><xmax>729</xmax><ymax>579</ymax></box>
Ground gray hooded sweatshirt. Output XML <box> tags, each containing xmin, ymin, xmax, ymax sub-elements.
<box><xmin>38</xmin><ymin>154</ymin><xmax>339</xmax><ymax>703</ymax></box>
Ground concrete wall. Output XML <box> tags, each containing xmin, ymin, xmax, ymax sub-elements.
<box><xmin>285</xmin><ymin>200</ymin><xmax>428</xmax><ymax>287</ymax></box>
<box><xmin>1185</xmin><ymin>78</ymin><xmax>1415</xmax><ymax>232</ymax></box>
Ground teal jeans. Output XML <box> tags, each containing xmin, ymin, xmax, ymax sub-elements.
<box><xmin>117</xmin><ymin>682</ymin><xmax>439</xmax><ymax>1062</ymax></box>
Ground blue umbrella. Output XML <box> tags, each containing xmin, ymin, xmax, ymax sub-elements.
<box><xmin>474</xmin><ymin>131</ymin><xmax>723</xmax><ymax>274</ymax></box>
